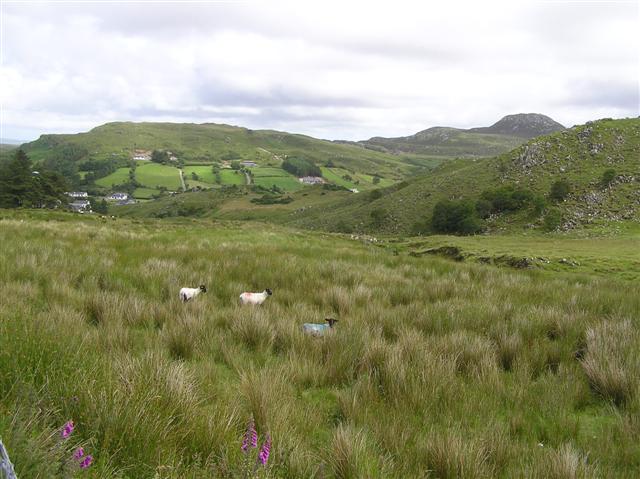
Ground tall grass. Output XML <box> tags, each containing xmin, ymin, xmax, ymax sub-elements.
<box><xmin>1</xmin><ymin>212</ymin><xmax>639</xmax><ymax>477</ymax></box>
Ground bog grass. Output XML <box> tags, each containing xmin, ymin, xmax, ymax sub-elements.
<box><xmin>1</xmin><ymin>210</ymin><xmax>639</xmax><ymax>477</ymax></box>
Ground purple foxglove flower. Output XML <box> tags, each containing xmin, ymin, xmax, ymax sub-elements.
<box><xmin>61</xmin><ymin>420</ymin><xmax>74</xmax><ymax>439</ymax></box>
<box><xmin>79</xmin><ymin>455</ymin><xmax>93</xmax><ymax>469</ymax></box>
<box><xmin>73</xmin><ymin>447</ymin><xmax>85</xmax><ymax>460</ymax></box>
<box><xmin>258</xmin><ymin>434</ymin><xmax>271</xmax><ymax>466</ymax></box>
<box><xmin>241</xmin><ymin>419</ymin><xmax>258</xmax><ymax>453</ymax></box>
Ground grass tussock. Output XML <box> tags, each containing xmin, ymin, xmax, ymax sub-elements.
<box><xmin>581</xmin><ymin>320</ymin><xmax>639</xmax><ymax>406</ymax></box>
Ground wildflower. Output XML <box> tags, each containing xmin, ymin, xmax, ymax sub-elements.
<box><xmin>257</xmin><ymin>434</ymin><xmax>271</xmax><ymax>466</ymax></box>
<box><xmin>241</xmin><ymin>418</ymin><xmax>258</xmax><ymax>453</ymax></box>
<box><xmin>61</xmin><ymin>420</ymin><xmax>74</xmax><ymax>439</ymax></box>
<box><xmin>79</xmin><ymin>455</ymin><xmax>93</xmax><ymax>469</ymax></box>
<box><xmin>73</xmin><ymin>447</ymin><xmax>84</xmax><ymax>460</ymax></box>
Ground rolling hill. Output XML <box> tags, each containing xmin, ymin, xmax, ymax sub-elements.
<box><xmin>19</xmin><ymin>122</ymin><xmax>424</xmax><ymax>182</ymax></box>
<box><xmin>283</xmin><ymin>118</ymin><xmax>639</xmax><ymax>234</ymax></box>
<box><xmin>351</xmin><ymin>113</ymin><xmax>565</xmax><ymax>158</ymax></box>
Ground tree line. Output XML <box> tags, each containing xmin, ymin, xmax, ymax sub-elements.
<box><xmin>0</xmin><ymin>150</ymin><xmax>69</xmax><ymax>208</ymax></box>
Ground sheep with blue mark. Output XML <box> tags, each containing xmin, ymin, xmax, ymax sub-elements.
<box><xmin>302</xmin><ymin>318</ymin><xmax>339</xmax><ymax>337</ymax></box>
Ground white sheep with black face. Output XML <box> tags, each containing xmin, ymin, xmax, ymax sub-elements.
<box><xmin>179</xmin><ymin>285</ymin><xmax>207</xmax><ymax>302</ymax></box>
<box><xmin>239</xmin><ymin>289</ymin><xmax>273</xmax><ymax>305</ymax></box>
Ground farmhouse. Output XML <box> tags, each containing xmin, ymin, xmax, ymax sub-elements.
<box><xmin>69</xmin><ymin>200</ymin><xmax>91</xmax><ymax>213</ymax></box>
<box><xmin>66</xmin><ymin>191</ymin><xmax>89</xmax><ymax>198</ymax></box>
<box><xmin>132</xmin><ymin>150</ymin><xmax>151</xmax><ymax>161</ymax></box>
<box><xmin>240</xmin><ymin>161</ymin><xmax>258</xmax><ymax>167</ymax></box>
<box><xmin>299</xmin><ymin>176</ymin><xmax>325</xmax><ymax>185</ymax></box>
<box><xmin>107</xmin><ymin>192</ymin><xmax>129</xmax><ymax>201</ymax></box>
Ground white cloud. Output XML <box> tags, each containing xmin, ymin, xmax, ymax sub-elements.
<box><xmin>1</xmin><ymin>0</ymin><xmax>638</xmax><ymax>141</ymax></box>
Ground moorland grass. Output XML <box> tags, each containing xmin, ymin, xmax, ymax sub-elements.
<box><xmin>0</xmin><ymin>211</ymin><xmax>639</xmax><ymax>477</ymax></box>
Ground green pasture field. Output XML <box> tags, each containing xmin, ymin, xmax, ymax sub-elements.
<box><xmin>135</xmin><ymin>163</ymin><xmax>182</xmax><ymax>190</ymax></box>
<box><xmin>220</xmin><ymin>169</ymin><xmax>245</xmax><ymax>185</ymax></box>
<box><xmin>133</xmin><ymin>187</ymin><xmax>161</xmax><ymax>199</ymax></box>
<box><xmin>183</xmin><ymin>165</ymin><xmax>217</xmax><ymax>184</ymax></box>
<box><xmin>95</xmin><ymin>167</ymin><xmax>130</xmax><ymax>187</ymax></box>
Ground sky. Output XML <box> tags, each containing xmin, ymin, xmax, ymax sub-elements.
<box><xmin>1</xmin><ymin>0</ymin><xmax>638</xmax><ymax>142</ymax></box>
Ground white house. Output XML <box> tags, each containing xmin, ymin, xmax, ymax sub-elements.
<box><xmin>107</xmin><ymin>192</ymin><xmax>129</xmax><ymax>201</ymax></box>
<box><xmin>66</xmin><ymin>191</ymin><xmax>89</xmax><ymax>198</ymax></box>
<box><xmin>299</xmin><ymin>176</ymin><xmax>325</xmax><ymax>185</ymax></box>
<box><xmin>69</xmin><ymin>200</ymin><xmax>91</xmax><ymax>213</ymax></box>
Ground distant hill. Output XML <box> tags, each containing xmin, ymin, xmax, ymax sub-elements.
<box><xmin>19</xmin><ymin>122</ymin><xmax>424</xmax><ymax>182</ymax></box>
<box><xmin>286</xmin><ymin>118</ymin><xmax>639</xmax><ymax>234</ymax></box>
<box><xmin>468</xmin><ymin>113</ymin><xmax>566</xmax><ymax>138</ymax></box>
<box><xmin>352</xmin><ymin>113</ymin><xmax>565</xmax><ymax>158</ymax></box>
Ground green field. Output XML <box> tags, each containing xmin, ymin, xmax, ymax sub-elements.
<box><xmin>250</xmin><ymin>167</ymin><xmax>303</xmax><ymax>191</ymax></box>
<box><xmin>220</xmin><ymin>169</ymin><xmax>245</xmax><ymax>185</ymax></box>
<box><xmin>95</xmin><ymin>166</ymin><xmax>130</xmax><ymax>187</ymax></box>
<box><xmin>320</xmin><ymin>167</ymin><xmax>395</xmax><ymax>191</ymax></box>
<box><xmin>183</xmin><ymin>165</ymin><xmax>217</xmax><ymax>184</ymax></box>
<box><xmin>133</xmin><ymin>187</ymin><xmax>161</xmax><ymax>199</ymax></box>
<box><xmin>1</xmin><ymin>210</ymin><xmax>639</xmax><ymax>478</ymax></box>
<box><xmin>250</xmin><ymin>167</ymin><xmax>290</xmax><ymax>178</ymax></box>
<box><xmin>135</xmin><ymin>163</ymin><xmax>182</xmax><ymax>190</ymax></box>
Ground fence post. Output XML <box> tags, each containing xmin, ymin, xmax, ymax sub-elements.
<box><xmin>0</xmin><ymin>439</ymin><xmax>18</xmax><ymax>479</ymax></box>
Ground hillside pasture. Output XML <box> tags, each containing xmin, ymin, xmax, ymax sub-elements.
<box><xmin>320</xmin><ymin>167</ymin><xmax>395</xmax><ymax>190</ymax></box>
<box><xmin>251</xmin><ymin>167</ymin><xmax>303</xmax><ymax>191</ymax></box>
<box><xmin>95</xmin><ymin>166</ymin><xmax>131</xmax><ymax>188</ymax></box>
<box><xmin>220</xmin><ymin>169</ymin><xmax>246</xmax><ymax>185</ymax></box>
<box><xmin>183</xmin><ymin>165</ymin><xmax>217</xmax><ymax>184</ymax></box>
<box><xmin>1</xmin><ymin>211</ymin><xmax>639</xmax><ymax>478</ymax></box>
<box><xmin>135</xmin><ymin>163</ymin><xmax>182</xmax><ymax>190</ymax></box>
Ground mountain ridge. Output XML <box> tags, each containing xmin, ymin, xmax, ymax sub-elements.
<box><xmin>354</xmin><ymin>113</ymin><xmax>565</xmax><ymax>158</ymax></box>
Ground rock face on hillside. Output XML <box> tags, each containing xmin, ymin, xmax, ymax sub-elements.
<box><xmin>468</xmin><ymin>113</ymin><xmax>565</xmax><ymax>138</ymax></box>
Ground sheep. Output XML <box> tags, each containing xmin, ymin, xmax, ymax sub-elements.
<box><xmin>239</xmin><ymin>289</ymin><xmax>272</xmax><ymax>305</ymax></box>
<box><xmin>179</xmin><ymin>284</ymin><xmax>207</xmax><ymax>302</ymax></box>
<box><xmin>302</xmin><ymin>318</ymin><xmax>339</xmax><ymax>337</ymax></box>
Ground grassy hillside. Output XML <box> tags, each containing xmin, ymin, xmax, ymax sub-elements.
<box><xmin>2</xmin><ymin>210</ymin><xmax>640</xmax><ymax>477</ymax></box>
<box><xmin>20</xmin><ymin>122</ymin><xmax>421</xmax><ymax>181</ymax></box>
<box><xmin>288</xmin><ymin>118</ymin><xmax>640</xmax><ymax>235</ymax></box>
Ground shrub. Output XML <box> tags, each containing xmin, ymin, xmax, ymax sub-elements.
<box><xmin>601</xmin><ymin>169</ymin><xmax>616</xmax><ymax>188</ymax></box>
<box><xmin>369</xmin><ymin>189</ymin><xmax>383</xmax><ymax>200</ymax></box>
<box><xmin>549</xmin><ymin>180</ymin><xmax>571</xmax><ymax>201</ymax></box>
<box><xmin>431</xmin><ymin>199</ymin><xmax>483</xmax><ymax>235</ymax></box>
<box><xmin>370</xmin><ymin>208</ymin><xmax>387</xmax><ymax>227</ymax></box>
<box><xmin>475</xmin><ymin>199</ymin><xmax>493</xmax><ymax>219</ymax></box>
<box><xmin>543</xmin><ymin>208</ymin><xmax>563</xmax><ymax>231</ymax></box>
<box><xmin>481</xmin><ymin>185</ymin><xmax>535</xmax><ymax>213</ymax></box>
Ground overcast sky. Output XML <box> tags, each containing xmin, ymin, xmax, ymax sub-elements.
<box><xmin>1</xmin><ymin>0</ymin><xmax>638</xmax><ymax>142</ymax></box>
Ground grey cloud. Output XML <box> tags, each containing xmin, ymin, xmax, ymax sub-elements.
<box><xmin>560</xmin><ymin>80</ymin><xmax>639</xmax><ymax>111</ymax></box>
